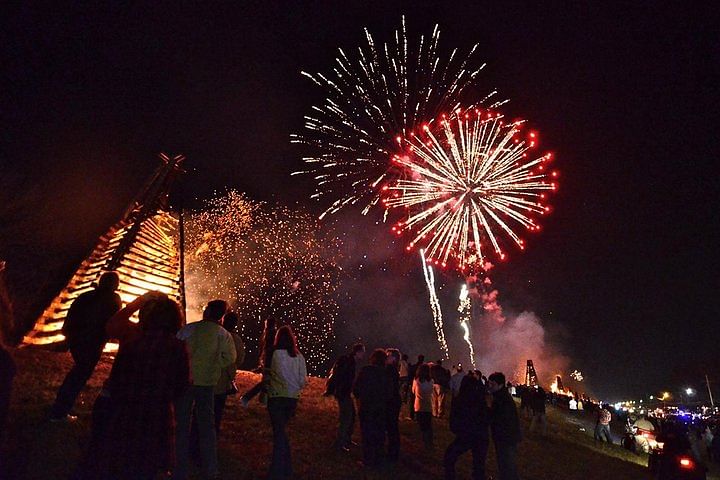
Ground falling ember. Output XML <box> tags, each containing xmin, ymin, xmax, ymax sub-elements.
<box><xmin>420</xmin><ymin>249</ymin><xmax>449</xmax><ymax>359</ymax></box>
<box><xmin>386</xmin><ymin>109</ymin><xmax>556</xmax><ymax>271</ymax></box>
<box><xmin>185</xmin><ymin>190</ymin><xmax>342</xmax><ymax>375</ymax></box>
<box><xmin>292</xmin><ymin>16</ymin><xmax>504</xmax><ymax>219</ymax></box>
<box><xmin>458</xmin><ymin>284</ymin><xmax>476</xmax><ymax>368</ymax></box>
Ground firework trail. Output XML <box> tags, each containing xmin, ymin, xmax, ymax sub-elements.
<box><xmin>420</xmin><ymin>249</ymin><xmax>449</xmax><ymax>359</ymax></box>
<box><xmin>458</xmin><ymin>284</ymin><xmax>476</xmax><ymax>368</ymax></box>
<box><xmin>386</xmin><ymin>108</ymin><xmax>557</xmax><ymax>272</ymax></box>
<box><xmin>292</xmin><ymin>16</ymin><xmax>503</xmax><ymax>219</ymax></box>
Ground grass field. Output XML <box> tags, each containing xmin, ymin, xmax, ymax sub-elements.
<box><xmin>4</xmin><ymin>347</ymin><xmax>655</xmax><ymax>479</ymax></box>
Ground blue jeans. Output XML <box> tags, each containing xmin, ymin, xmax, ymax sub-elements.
<box><xmin>495</xmin><ymin>441</ymin><xmax>519</xmax><ymax>480</ymax></box>
<box><xmin>268</xmin><ymin>396</ymin><xmax>298</xmax><ymax>479</ymax></box>
<box><xmin>594</xmin><ymin>423</ymin><xmax>612</xmax><ymax>443</ymax></box>
<box><xmin>175</xmin><ymin>386</ymin><xmax>217</xmax><ymax>480</ymax></box>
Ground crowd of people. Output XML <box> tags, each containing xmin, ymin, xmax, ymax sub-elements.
<box><xmin>325</xmin><ymin>347</ymin><xmax>523</xmax><ymax>479</ymax></box>
<box><xmin>8</xmin><ymin>270</ymin><xmax>533</xmax><ymax>479</ymax></box>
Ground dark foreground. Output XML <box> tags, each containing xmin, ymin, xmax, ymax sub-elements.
<box><xmin>4</xmin><ymin>348</ymin><xmax>652</xmax><ymax>479</ymax></box>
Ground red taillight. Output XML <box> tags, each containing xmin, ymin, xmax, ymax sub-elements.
<box><xmin>679</xmin><ymin>457</ymin><xmax>694</xmax><ymax>469</ymax></box>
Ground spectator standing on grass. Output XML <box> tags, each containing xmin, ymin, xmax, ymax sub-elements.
<box><xmin>529</xmin><ymin>386</ymin><xmax>547</xmax><ymax>436</ymax></box>
<box><xmin>175</xmin><ymin>300</ymin><xmax>237</xmax><ymax>480</ymax></box>
<box><xmin>449</xmin><ymin>363</ymin><xmax>466</xmax><ymax>398</ymax></box>
<box><xmin>353</xmin><ymin>349</ymin><xmax>391</xmax><ymax>469</ymax></box>
<box><xmin>266</xmin><ymin>325</ymin><xmax>307</xmax><ymax>479</ymax></box>
<box><xmin>240</xmin><ymin>317</ymin><xmax>277</xmax><ymax>406</ymax></box>
<box><xmin>703</xmin><ymin>425</ymin><xmax>713</xmax><ymax>461</ymax></box>
<box><xmin>213</xmin><ymin>311</ymin><xmax>245</xmax><ymax>436</ymax></box>
<box><xmin>712</xmin><ymin>427</ymin><xmax>720</xmax><ymax>463</ymax></box>
<box><xmin>487</xmin><ymin>372</ymin><xmax>522</xmax><ymax>480</ymax></box>
<box><xmin>431</xmin><ymin>359</ymin><xmax>451</xmax><ymax>418</ymax></box>
<box><xmin>594</xmin><ymin>405</ymin><xmax>612</xmax><ymax>444</ymax></box>
<box><xmin>413</xmin><ymin>363</ymin><xmax>435</xmax><ymax>449</ymax></box>
<box><xmin>519</xmin><ymin>386</ymin><xmax>532</xmax><ymax>419</ymax></box>
<box><xmin>444</xmin><ymin>375</ymin><xmax>490</xmax><ymax>480</ymax></box>
<box><xmin>407</xmin><ymin>354</ymin><xmax>424</xmax><ymax>419</ymax></box>
<box><xmin>399</xmin><ymin>353</ymin><xmax>410</xmax><ymax>405</ymax></box>
<box><xmin>324</xmin><ymin>342</ymin><xmax>365</xmax><ymax>452</ymax></box>
<box><xmin>95</xmin><ymin>293</ymin><xmax>190</xmax><ymax>480</ymax></box>
<box><xmin>51</xmin><ymin>271</ymin><xmax>122</xmax><ymax>422</ymax></box>
<box><xmin>385</xmin><ymin>348</ymin><xmax>402</xmax><ymax>463</ymax></box>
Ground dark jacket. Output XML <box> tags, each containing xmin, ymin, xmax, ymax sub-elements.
<box><xmin>62</xmin><ymin>287</ymin><xmax>122</xmax><ymax>352</ymax></box>
<box><xmin>449</xmin><ymin>381</ymin><xmax>490</xmax><ymax>438</ymax></box>
<box><xmin>531</xmin><ymin>388</ymin><xmax>547</xmax><ymax>414</ymax></box>
<box><xmin>491</xmin><ymin>387</ymin><xmax>522</xmax><ymax>445</ymax></box>
<box><xmin>353</xmin><ymin>365</ymin><xmax>391</xmax><ymax>413</ymax></box>
<box><xmin>386</xmin><ymin>364</ymin><xmax>402</xmax><ymax>411</ymax></box>
<box><xmin>430</xmin><ymin>364</ymin><xmax>451</xmax><ymax>388</ymax></box>
<box><xmin>326</xmin><ymin>353</ymin><xmax>356</xmax><ymax>399</ymax></box>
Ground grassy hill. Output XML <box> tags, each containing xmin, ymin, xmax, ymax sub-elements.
<box><xmin>4</xmin><ymin>348</ymin><xmax>653</xmax><ymax>479</ymax></box>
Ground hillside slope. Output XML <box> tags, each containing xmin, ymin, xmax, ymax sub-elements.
<box><xmin>3</xmin><ymin>348</ymin><xmax>651</xmax><ymax>479</ymax></box>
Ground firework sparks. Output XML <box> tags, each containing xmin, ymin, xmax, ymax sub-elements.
<box><xmin>386</xmin><ymin>108</ymin><xmax>557</xmax><ymax>271</ymax></box>
<box><xmin>186</xmin><ymin>191</ymin><xmax>342</xmax><ymax>374</ymax></box>
<box><xmin>292</xmin><ymin>16</ymin><xmax>503</xmax><ymax>219</ymax></box>
<box><xmin>458</xmin><ymin>284</ymin><xmax>476</xmax><ymax>369</ymax></box>
<box><xmin>420</xmin><ymin>249</ymin><xmax>449</xmax><ymax>359</ymax></box>
<box><xmin>571</xmin><ymin>370</ymin><xmax>584</xmax><ymax>382</ymax></box>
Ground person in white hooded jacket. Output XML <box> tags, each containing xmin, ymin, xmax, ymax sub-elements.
<box><xmin>266</xmin><ymin>325</ymin><xmax>307</xmax><ymax>479</ymax></box>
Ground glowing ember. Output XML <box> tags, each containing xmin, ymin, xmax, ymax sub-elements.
<box><xmin>185</xmin><ymin>191</ymin><xmax>342</xmax><ymax>374</ymax></box>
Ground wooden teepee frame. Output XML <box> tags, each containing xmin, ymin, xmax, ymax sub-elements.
<box><xmin>23</xmin><ymin>153</ymin><xmax>186</xmax><ymax>346</ymax></box>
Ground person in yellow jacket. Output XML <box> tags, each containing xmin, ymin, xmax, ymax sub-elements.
<box><xmin>174</xmin><ymin>300</ymin><xmax>237</xmax><ymax>480</ymax></box>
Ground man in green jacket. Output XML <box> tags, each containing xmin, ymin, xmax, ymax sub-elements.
<box><xmin>175</xmin><ymin>300</ymin><xmax>237</xmax><ymax>480</ymax></box>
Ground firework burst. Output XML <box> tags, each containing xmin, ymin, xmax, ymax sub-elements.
<box><xmin>385</xmin><ymin>108</ymin><xmax>557</xmax><ymax>272</ymax></box>
<box><xmin>292</xmin><ymin>16</ymin><xmax>503</xmax><ymax>219</ymax></box>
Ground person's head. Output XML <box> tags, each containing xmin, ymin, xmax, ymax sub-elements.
<box><xmin>401</xmin><ymin>354</ymin><xmax>408</xmax><ymax>361</ymax></box>
<box><xmin>97</xmin><ymin>271</ymin><xmax>120</xmax><ymax>292</ymax></box>
<box><xmin>417</xmin><ymin>363</ymin><xmax>431</xmax><ymax>382</ymax></box>
<box><xmin>368</xmin><ymin>348</ymin><xmax>387</xmax><ymax>367</ymax></box>
<box><xmin>352</xmin><ymin>343</ymin><xmax>366</xmax><ymax>361</ymax></box>
<box><xmin>436</xmin><ymin>359</ymin><xmax>443</xmax><ymax>367</ymax></box>
<box><xmin>385</xmin><ymin>348</ymin><xmax>400</xmax><ymax>366</ymax></box>
<box><xmin>454</xmin><ymin>363</ymin><xmax>463</xmax><ymax>373</ymax></box>
<box><xmin>274</xmin><ymin>325</ymin><xmax>298</xmax><ymax>357</ymax></box>
<box><xmin>417</xmin><ymin>354</ymin><xmax>425</xmax><ymax>364</ymax></box>
<box><xmin>487</xmin><ymin>372</ymin><xmax>506</xmax><ymax>393</ymax></box>
<box><xmin>203</xmin><ymin>300</ymin><xmax>228</xmax><ymax>323</ymax></box>
<box><xmin>457</xmin><ymin>374</ymin><xmax>479</xmax><ymax>399</ymax></box>
<box><xmin>223</xmin><ymin>311</ymin><xmax>239</xmax><ymax>333</ymax></box>
<box><xmin>139</xmin><ymin>295</ymin><xmax>184</xmax><ymax>334</ymax></box>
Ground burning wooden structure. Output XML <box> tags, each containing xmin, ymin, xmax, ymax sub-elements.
<box><xmin>525</xmin><ymin>359</ymin><xmax>539</xmax><ymax>387</ymax></box>
<box><xmin>23</xmin><ymin>153</ymin><xmax>186</xmax><ymax>346</ymax></box>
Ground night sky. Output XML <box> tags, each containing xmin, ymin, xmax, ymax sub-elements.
<box><xmin>2</xmin><ymin>2</ymin><xmax>718</xmax><ymax>400</ymax></box>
